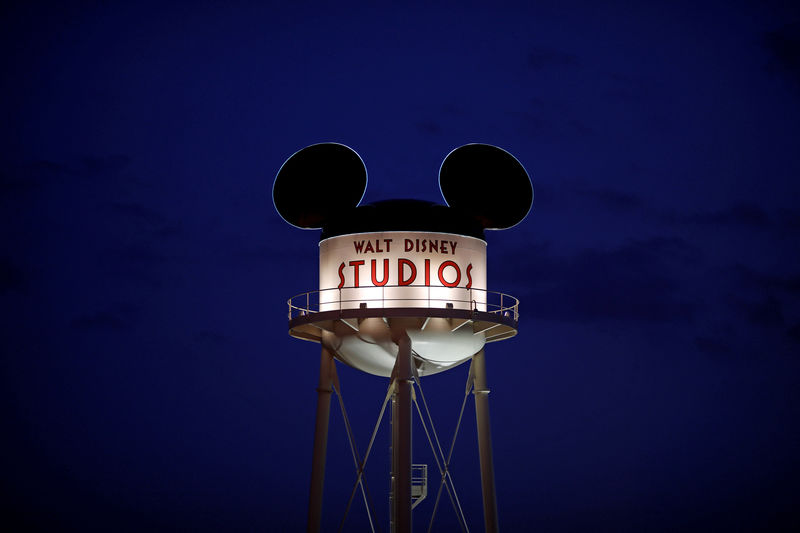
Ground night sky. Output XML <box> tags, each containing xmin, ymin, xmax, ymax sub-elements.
<box><xmin>2</xmin><ymin>1</ymin><xmax>800</xmax><ymax>531</ymax></box>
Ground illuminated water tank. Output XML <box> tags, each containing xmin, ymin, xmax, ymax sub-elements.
<box><xmin>275</xmin><ymin>143</ymin><xmax>532</xmax><ymax>377</ymax></box>
<box><xmin>274</xmin><ymin>142</ymin><xmax>533</xmax><ymax>533</ymax></box>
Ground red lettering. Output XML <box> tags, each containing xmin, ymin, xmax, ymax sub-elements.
<box><xmin>398</xmin><ymin>258</ymin><xmax>416</xmax><ymax>286</ymax></box>
<box><xmin>353</xmin><ymin>241</ymin><xmax>365</xmax><ymax>253</ymax></box>
<box><xmin>465</xmin><ymin>263</ymin><xmax>473</xmax><ymax>289</ymax></box>
<box><xmin>405</xmin><ymin>239</ymin><xmax>413</xmax><ymax>252</ymax></box>
<box><xmin>424</xmin><ymin>259</ymin><xmax>430</xmax><ymax>286</ymax></box>
<box><xmin>438</xmin><ymin>260</ymin><xmax>461</xmax><ymax>287</ymax></box>
<box><xmin>349</xmin><ymin>260</ymin><xmax>365</xmax><ymax>287</ymax></box>
<box><xmin>337</xmin><ymin>262</ymin><xmax>346</xmax><ymax>289</ymax></box>
<box><xmin>371</xmin><ymin>258</ymin><xmax>389</xmax><ymax>286</ymax></box>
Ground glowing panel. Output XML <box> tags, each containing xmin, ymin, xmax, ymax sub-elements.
<box><xmin>319</xmin><ymin>232</ymin><xmax>487</xmax><ymax>312</ymax></box>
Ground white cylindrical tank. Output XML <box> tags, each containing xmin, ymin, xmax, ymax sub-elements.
<box><xmin>318</xmin><ymin>231</ymin><xmax>488</xmax><ymax>376</ymax></box>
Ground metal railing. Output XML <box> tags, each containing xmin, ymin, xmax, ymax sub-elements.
<box><xmin>287</xmin><ymin>285</ymin><xmax>519</xmax><ymax>322</ymax></box>
<box><xmin>411</xmin><ymin>464</ymin><xmax>428</xmax><ymax>509</ymax></box>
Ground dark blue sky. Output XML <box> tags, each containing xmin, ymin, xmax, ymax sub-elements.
<box><xmin>2</xmin><ymin>1</ymin><xmax>799</xmax><ymax>531</ymax></box>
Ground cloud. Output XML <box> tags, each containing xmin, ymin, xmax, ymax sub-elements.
<box><xmin>97</xmin><ymin>244</ymin><xmax>170</xmax><ymax>287</ymax></box>
<box><xmin>80</xmin><ymin>155</ymin><xmax>130</xmax><ymax>177</ymax></box>
<box><xmin>686</xmin><ymin>203</ymin><xmax>770</xmax><ymax>227</ymax></box>
<box><xmin>777</xmin><ymin>208</ymin><xmax>800</xmax><ymax>229</ymax></box>
<box><xmin>528</xmin><ymin>181</ymin><xmax>558</xmax><ymax>211</ymax></box>
<box><xmin>194</xmin><ymin>330</ymin><xmax>230</xmax><ymax>346</ymax></box>
<box><xmin>602</xmin><ymin>71</ymin><xmax>653</xmax><ymax>101</ymax></box>
<box><xmin>660</xmin><ymin>203</ymin><xmax>772</xmax><ymax>228</ymax></box>
<box><xmin>108</xmin><ymin>202</ymin><xmax>165</xmax><ymax>224</ymax></box>
<box><xmin>415</xmin><ymin>120</ymin><xmax>441</xmax><ymax>135</ymax></box>
<box><xmin>231</xmin><ymin>240</ymin><xmax>317</xmax><ymax>265</ymax></box>
<box><xmin>506</xmin><ymin>110</ymin><xmax>551</xmax><ymax>138</ymax></box>
<box><xmin>105</xmin><ymin>201</ymin><xmax>180</xmax><ymax>238</ymax></box>
<box><xmin>70</xmin><ymin>311</ymin><xmax>126</xmax><ymax>330</ymax></box>
<box><xmin>724</xmin><ymin>266</ymin><xmax>800</xmax><ymax>345</ymax></box>
<box><xmin>787</xmin><ymin>323</ymin><xmax>800</xmax><ymax>343</ymax></box>
<box><xmin>496</xmin><ymin>237</ymin><xmax>700</xmax><ymax>323</ymax></box>
<box><xmin>506</xmin><ymin>108</ymin><xmax>593</xmax><ymax>140</ymax></box>
<box><xmin>0</xmin><ymin>171</ymin><xmax>40</xmax><ymax>198</ymax></box>
<box><xmin>731</xmin><ymin>265</ymin><xmax>800</xmax><ymax>294</ymax></box>
<box><xmin>0</xmin><ymin>160</ymin><xmax>69</xmax><ymax>199</ymax></box>
<box><xmin>527</xmin><ymin>48</ymin><xmax>579</xmax><ymax>70</ymax></box>
<box><xmin>0</xmin><ymin>154</ymin><xmax>132</xmax><ymax>202</ymax></box>
<box><xmin>694</xmin><ymin>336</ymin><xmax>734</xmax><ymax>358</ymax></box>
<box><xmin>528</xmin><ymin>178</ymin><xmax>648</xmax><ymax>215</ymax></box>
<box><xmin>576</xmin><ymin>186</ymin><xmax>643</xmax><ymax>213</ymax></box>
<box><xmin>0</xmin><ymin>256</ymin><xmax>26</xmax><ymax>293</ymax></box>
<box><xmin>763</xmin><ymin>22</ymin><xmax>800</xmax><ymax>84</ymax></box>
<box><xmin>70</xmin><ymin>303</ymin><xmax>139</xmax><ymax>331</ymax></box>
<box><xmin>107</xmin><ymin>244</ymin><xmax>168</xmax><ymax>264</ymax></box>
<box><xmin>714</xmin><ymin>265</ymin><xmax>800</xmax><ymax>346</ymax></box>
<box><xmin>736</xmin><ymin>294</ymin><xmax>785</xmax><ymax>327</ymax></box>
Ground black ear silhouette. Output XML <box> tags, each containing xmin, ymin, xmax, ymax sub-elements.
<box><xmin>273</xmin><ymin>143</ymin><xmax>367</xmax><ymax>229</ymax></box>
<box><xmin>439</xmin><ymin>144</ymin><xmax>532</xmax><ymax>230</ymax></box>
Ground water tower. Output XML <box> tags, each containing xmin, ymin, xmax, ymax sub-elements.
<box><xmin>273</xmin><ymin>143</ymin><xmax>532</xmax><ymax>532</ymax></box>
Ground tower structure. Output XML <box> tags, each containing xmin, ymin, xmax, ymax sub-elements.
<box><xmin>273</xmin><ymin>143</ymin><xmax>533</xmax><ymax>532</ymax></box>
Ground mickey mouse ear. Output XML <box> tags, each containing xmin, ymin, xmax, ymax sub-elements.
<box><xmin>439</xmin><ymin>143</ymin><xmax>532</xmax><ymax>230</ymax></box>
<box><xmin>273</xmin><ymin>143</ymin><xmax>367</xmax><ymax>229</ymax></box>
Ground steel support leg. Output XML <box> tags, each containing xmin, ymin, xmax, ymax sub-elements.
<box><xmin>390</xmin><ymin>332</ymin><xmax>413</xmax><ymax>533</ymax></box>
<box><xmin>307</xmin><ymin>346</ymin><xmax>335</xmax><ymax>533</ymax></box>
<box><xmin>473</xmin><ymin>349</ymin><xmax>499</xmax><ymax>533</ymax></box>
